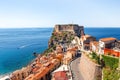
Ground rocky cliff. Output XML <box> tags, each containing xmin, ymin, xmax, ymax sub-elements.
<box><xmin>48</xmin><ymin>24</ymin><xmax>84</xmax><ymax>48</ymax></box>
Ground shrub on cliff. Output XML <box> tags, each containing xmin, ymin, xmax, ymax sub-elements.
<box><xmin>89</xmin><ymin>52</ymin><xmax>100</xmax><ymax>64</ymax></box>
<box><xmin>49</xmin><ymin>31</ymin><xmax>75</xmax><ymax>47</ymax></box>
<box><xmin>44</xmin><ymin>47</ymin><xmax>53</xmax><ymax>54</ymax></box>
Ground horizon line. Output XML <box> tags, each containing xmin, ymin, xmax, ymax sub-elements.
<box><xmin>0</xmin><ymin>26</ymin><xmax>120</xmax><ymax>29</ymax></box>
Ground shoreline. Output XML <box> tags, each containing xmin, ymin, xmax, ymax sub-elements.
<box><xmin>0</xmin><ymin>56</ymin><xmax>37</xmax><ymax>79</ymax></box>
<box><xmin>0</xmin><ymin>51</ymin><xmax>43</xmax><ymax>80</ymax></box>
<box><xmin>0</xmin><ymin>73</ymin><xmax>11</xmax><ymax>80</ymax></box>
<box><xmin>0</xmin><ymin>75</ymin><xmax>10</xmax><ymax>80</ymax></box>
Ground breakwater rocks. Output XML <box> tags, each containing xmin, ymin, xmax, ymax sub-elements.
<box><xmin>79</xmin><ymin>53</ymin><xmax>102</xmax><ymax>80</ymax></box>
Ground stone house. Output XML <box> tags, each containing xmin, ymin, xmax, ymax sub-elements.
<box><xmin>56</xmin><ymin>45</ymin><xmax>63</xmax><ymax>53</ymax></box>
<box><xmin>90</xmin><ymin>41</ymin><xmax>99</xmax><ymax>53</ymax></box>
<box><xmin>98</xmin><ymin>37</ymin><xmax>117</xmax><ymax>54</ymax></box>
<box><xmin>103</xmin><ymin>40</ymin><xmax>120</xmax><ymax>57</ymax></box>
<box><xmin>115</xmin><ymin>41</ymin><xmax>120</xmax><ymax>50</ymax></box>
<box><xmin>80</xmin><ymin>34</ymin><xmax>96</xmax><ymax>51</ymax></box>
<box><xmin>63</xmin><ymin>47</ymin><xmax>78</xmax><ymax>65</ymax></box>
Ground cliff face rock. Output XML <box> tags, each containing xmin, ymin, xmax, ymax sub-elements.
<box><xmin>48</xmin><ymin>31</ymin><xmax>74</xmax><ymax>48</ymax></box>
<box><xmin>48</xmin><ymin>24</ymin><xmax>84</xmax><ymax>48</ymax></box>
<box><xmin>79</xmin><ymin>53</ymin><xmax>102</xmax><ymax>80</ymax></box>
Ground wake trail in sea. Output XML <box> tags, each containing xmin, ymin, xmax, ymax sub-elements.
<box><xmin>18</xmin><ymin>43</ymin><xmax>42</xmax><ymax>49</ymax></box>
<box><xmin>18</xmin><ymin>44</ymin><xmax>30</xmax><ymax>49</ymax></box>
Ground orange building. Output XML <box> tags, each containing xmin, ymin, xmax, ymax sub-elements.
<box><xmin>25</xmin><ymin>59</ymin><xmax>60</xmax><ymax>80</ymax></box>
<box><xmin>104</xmin><ymin>48</ymin><xmax>120</xmax><ymax>57</ymax></box>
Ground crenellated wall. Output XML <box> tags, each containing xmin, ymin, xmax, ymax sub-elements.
<box><xmin>79</xmin><ymin>53</ymin><xmax>102</xmax><ymax>80</ymax></box>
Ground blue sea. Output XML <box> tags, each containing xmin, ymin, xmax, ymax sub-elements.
<box><xmin>0</xmin><ymin>27</ymin><xmax>120</xmax><ymax>76</ymax></box>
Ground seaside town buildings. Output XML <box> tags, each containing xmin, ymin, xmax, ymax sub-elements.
<box><xmin>115</xmin><ymin>41</ymin><xmax>120</xmax><ymax>49</ymax></box>
<box><xmin>98</xmin><ymin>37</ymin><xmax>117</xmax><ymax>54</ymax></box>
<box><xmin>90</xmin><ymin>41</ymin><xmax>99</xmax><ymax>53</ymax></box>
<box><xmin>10</xmin><ymin>54</ymin><xmax>61</xmax><ymax>80</ymax></box>
<box><xmin>51</xmin><ymin>64</ymin><xmax>72</xmax><ymax>80</ymax></box>
<box><xmin>10</xmin><ymin>45</ymin><xmax>78</xmax><ymax>80</ymax></box>
<box><xmin>79</xmin><ymin>35</ymin><xmax>120</xmax><ymax>57</ymax></box>
<box><xmin>80</xmin><ymin>34</ymin><xmax>96</xmax><ymax>51</ymax></box>
<box><xmin>7</xmin><ymin>24</ymin><xmax>120</xmax><ymax>80</ymax></box>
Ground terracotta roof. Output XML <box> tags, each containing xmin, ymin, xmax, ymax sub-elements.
<box><xmin>67</xmin><ymin>47</ymin><xmax>78</xmax><ymax>51</ymax></box>
<box><xmin>84</xmin><ymin>34</ymin><xmax>92</xmax><ymax>38</ymax></box>
<box><xmin>54</xmin><ymin>71</ymin><xmax>68</xmax><ymax>80</ymax></box>
<box><xmin>56</xmin><ymin>53</ymin><xmax>64</xmax><ymax>60</ymax></box>
<box><xmin>91</xmin><ymin>41</ymin><xmax>99</xmax><ymax>46</ymax></box>
<box><xmin>67</xmin><ymin>50</ymin><xmax>76</xmax><ymax>55</ymax></box>
<box><xmin>65</xmin><ymin>57</ymin><xmax>71</xmax><ymax>61</ymax></box>
<box><xmin>100</xmin><ymin>37</ymin><xmax>116</xmax><ymax>42</ymax></box>
<box><xmin>25</xmin><ymin>74</ymin><xmax>34</xmax><ymax>80</ymax></box>
<box><xmin>34</xmin><ymin>67</ymin><xmax>49</xmax><ymax>80</ymax></box>
<box><xmin>25</xmin><ymin>59</ymin><xmax>60</xmax><ymax>80</ymax></box>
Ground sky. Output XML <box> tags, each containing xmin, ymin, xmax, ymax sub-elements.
<box><xmin>0</xmin><ymin>0</ymin><xmax>120</xmax><ymax>28</ymax></box>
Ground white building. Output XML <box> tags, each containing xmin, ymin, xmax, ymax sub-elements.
<box><xmin>98</xmin><ymin>37</ymin><xmax>117</xmax><ymax>54</ymax></box>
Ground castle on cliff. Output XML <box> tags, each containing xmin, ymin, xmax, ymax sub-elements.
<box><xmin>54</xmin><ymin>24</ymin><xmax>84</xmax><ymax>37</ymax></box>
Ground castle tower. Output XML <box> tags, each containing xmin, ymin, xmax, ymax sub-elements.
<box><xmin>54</xmin><ymin>24</ymin><xmax>84</xmax><ymax>37</ymax></box>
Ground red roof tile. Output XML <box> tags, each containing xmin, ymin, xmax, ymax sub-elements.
<box><xmin>100</xmin><ymin>37</ymin><xmax>116</xmax><ymax>42</ymax></box>
<box><xmin>54</xmin><ymin>71</ymin><xmax>68</xmax><ymax>80</ymax></box>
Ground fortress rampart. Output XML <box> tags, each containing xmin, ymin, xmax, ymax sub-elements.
<box><xmin>54</xmin><ymin>24</ymin><xmax>84</xmax><ymax>37</ymax></box>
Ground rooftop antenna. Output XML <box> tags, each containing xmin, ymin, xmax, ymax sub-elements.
<box><xmin>72</xmin><ymin>21</ymin><xmax>73</xmax><ymax>24</ymax></box>
<box><xmin>72</xmin><ymin>21</ymin><xmax>74</xmax><ymax>25</ymax></box>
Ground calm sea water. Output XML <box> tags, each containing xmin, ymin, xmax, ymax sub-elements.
<box><xmin>84</xmin><ymin>28</ymin><xmax>120</xmax><ymax>40</ymax></box>
<box><xmin>0</xmin><ymin>27</ymin><xmax>120</xmax><ymax>76</ymax></box>
<box><xmin>0</xmin><ymin>28</ymin><xmax>53</xmax><ymax>76</ymax></box>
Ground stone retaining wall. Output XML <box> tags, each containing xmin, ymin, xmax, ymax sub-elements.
<box><xmin>79</xmin><ymin>53</ymin><xmax>102</xmax><ymax>80</ymax></box>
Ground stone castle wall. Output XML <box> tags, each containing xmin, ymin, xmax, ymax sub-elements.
<box><xmin>54</xmin><ymin>24</ymin><xmax>84</xmax><ymax>37</ymax></box>
<box><xmin>55</xmin><ymin>24</ymin><xmax>74</xmax><ymax>32</ymax></box>
<box><xmin>79</xmin><ymin>53</ymin><xmax>102</xmax><ymax>80</ymax></box>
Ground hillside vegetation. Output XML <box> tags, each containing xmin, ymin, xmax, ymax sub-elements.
<box><xmin>102</xmin><ymin>55</ymin><xmax>119</xmax><ymax>80</ymax></box>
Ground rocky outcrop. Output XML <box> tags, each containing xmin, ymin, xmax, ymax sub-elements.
<box><xmin>48</xmin><ymin>31</ymin><xmax>75</xmax><ymax>48</ymax></box>
<box><xmin>79</xmin><ymin>53</ymin><xmax>102</xmax><ymax>80</ymax></box>
<box><xmin>48</xmin><ymin>24</ymin><xmax>84</xmax><ymax>48</ymax></box>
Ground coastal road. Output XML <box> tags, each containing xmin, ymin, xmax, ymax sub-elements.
<box><xmin>70</xmin><ymin>55</ymin><xmax>84</xmax><ymax>80</ymax></box>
